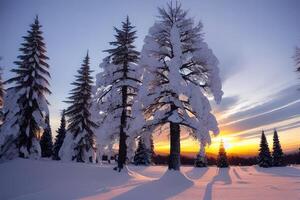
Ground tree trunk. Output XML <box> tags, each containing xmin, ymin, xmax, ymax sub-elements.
<box><xmin>117</xmin><ymin>85</ymin><xmax>128</xmax><ymax>171</ymax></box>
<box><xmin>168</xmin><ymin>121</ymin><xmax>180</xmax><ymax>170</ymax></box>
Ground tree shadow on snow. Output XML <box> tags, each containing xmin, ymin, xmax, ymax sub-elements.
<box><xmin>232</xmin><ymin>168</ymin><xmax>241</xmax><ymax>180</ymax></box>
<box><xmin>0</xmin><ymin>161</ymin><xmax>138</xmax><ymax>200</ymax></box>
<box><xmin>202</xmin><ymin>168</ymin><xmax>232</xmax><ymax>200</ymax></box>
<box><xmin>254</xmin><ymin>165</ymin><xmax>300</xmax><ymax>177</ymax></box>
<box><xmin>185</xmin><ymin>167</ymin><xmax>209</xmax><ymax>180</ymax></box>
<box><xmin>111</xmin><ymin>170</ymin><xmax>194</xmax><ymax>200</ymax></box>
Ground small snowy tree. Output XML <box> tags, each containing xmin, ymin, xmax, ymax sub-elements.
<box><xmin>93</xmin><ymin>17</ymin><xmax>140</xmax><ymax>171</ymax></box>
<box><xmin>59</xmin><ymin>53</ymin><xmax>98</xmax><ymax>163</ymax></box>
<box><xmin>129</xmin><ymin>2</ymin><xmax>222</xmax><ymax>171</ymax></box>
<box><xmin>258</xmin><ymin>131</ymin><xmax>272</xmax><ymax>168</ymax></box>
<box><xmin>272</xmin><ymin>129</ymin><xmax>285</xmax><ymax>167</ymax></box>
<box><xmin>133</xmin><ymin>137</ymin><xmax>151</xmax><ymax>165</ymax></box>
<box><xmin>0</xmin><ymin>16</ymin><xmax>51</xmax><ymax>160</ymax></box>
<box><xmin>52</xmin><ymin>110</ymin><xmax>66</xmax><ymax>160</ymax></box>
<box><xmin>195</xmin><ymin>142</ymin><xmax>207</xmax><ymax>167</ymax></box>
<box><xmin>40</xmin><ymin>115</ymin><xmax>53</xmax><ymax>157</ymax></box>
<box><xmin>217</xmin><ymin>140</ymin><xmax>229</xmax><ymax>168</ymax></box>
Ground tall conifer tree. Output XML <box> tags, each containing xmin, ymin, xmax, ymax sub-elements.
<box><xmin>129</xmin><ymin>2</ymin><xmax>223</xmax><ymax>171</ymax></box>
<box><xmin>52</xmin><ymin>110</ymin><xmax>66</xmax><ymax>160</ymax></box>
<box><xmin>272</xmin><ymin>129</ymin><xmax>285</xmax><ymax>166</ymax></box>
<box><xmin>0</xmin><ymin>16</ymin><xmax>51</xmax><ymax>160</ymax></box>
<box><xmin>59</xmin><ymin>53</ymin><xmax>98</xmax><ymax>163</ymax></box>
<box><xmin>94</xmin><ymin>17</ymin><xmax>140</xmax><ymax>171</ymax></box>
<box><xmin>258</xmin><ymin>131</ymin><xmax>272</xmax><ymax>168</ymax></box>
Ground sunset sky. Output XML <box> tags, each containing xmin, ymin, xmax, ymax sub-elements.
<box><xmin>1</xmin><ymin>0</ymin><xmax>300</xmax><ymax>157</ymax></box>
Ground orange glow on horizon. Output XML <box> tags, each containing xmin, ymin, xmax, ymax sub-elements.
<box><xmin>153</xmin><ymin>127</ymin><xmax>300</xmax><ymax>158</ymax></box>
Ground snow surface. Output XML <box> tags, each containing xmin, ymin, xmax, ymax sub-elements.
<box><xmin>0</xmin><ymin>159</ymin><xmax>299</xmax><ymax>200</ymax></box>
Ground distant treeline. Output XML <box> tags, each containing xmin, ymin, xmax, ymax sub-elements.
<box><xmin>151</xmin><ymin>152</ymin><xmax>300</xmax><ymax>166</ymax></box>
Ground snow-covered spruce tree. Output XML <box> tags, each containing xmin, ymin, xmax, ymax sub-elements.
<box><xmin>272</xmin><ymin>129</ymin><xmax>285</xmax><ymax>167</ymax></box>
<box><xmin>129</xmin><ymin>3</ymin><xmax>222</xmax><ymax>171</ymax></box>
<box><xmin>133</xmin><ymin>137</ymin><xmax>151</xmax><ymax>165</ymax></box>
<box><xmin>258</xmin><ymin>131</ymin><xmax>272</xmax><ymax>168</ymax></box>
<box><xmin>52</xmin><ymin>110</ymin><xmax>66</xmax><ymax>160</ymax></box>
<box><xmin>40</xmin><ymin>115</ymin><xmax>53</xmax><ymax>157</ymax></box>
<box><xmin>93</xmin><ymin>17</ymin><xmax>140</xmax><ymax>171</ymax></box>
<box><xmin>217</xmin><ymin>140</ymin><xmax>229</xmax><ymax>168</ymax></box>
<box><xmin>59</xmin><ymin>53</ymin><xmax>98</xmax><ymax>163</ymax></box>
<box><xmin>195</xmin><ymin>142</ymin><xmax>207</xmax><ymax>167</ymax></box>
<box><xmin>0</xmin><ymin>16</ymin><xmax>51</xmax><ymax>160</ymax></box>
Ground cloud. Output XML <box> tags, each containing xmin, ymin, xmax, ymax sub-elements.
<box><xmin>211</xmin><ymin>95</ymin><xmax>240</xmax><ymax>113</ymax></box>
<box><xmin>218</xmin><ymin>55</ymin><xmax>244</xmax><ymax>84</ymax></box>
<box><xmin>233</xmin><ymin>115</ymin><xmax>300</xmax><ymax>140</ymax></box>
<box><xmin>218</xmin><ymin>84</ymin><xmax>300</xmax><ymax>133</ymax></box>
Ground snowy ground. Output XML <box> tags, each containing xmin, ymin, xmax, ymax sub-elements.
<box><xmin>0</xmin><ymin>159</ymin><xmax>299</xmax><ymax>200</ymax></box>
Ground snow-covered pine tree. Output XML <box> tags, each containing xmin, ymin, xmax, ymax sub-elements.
<box><xmin>40</xmin><ymin>115</ymin><xmax>53</xmax><ymax>157</ymax></box>
<box><xmin>93</xmin><ymin>17</ymin><xmax>140</xmax><ymax>171</ymax></box>
<box><xmin>52</xmin><ymin>110</ymin><xmax>66</xmax><ymax>160</ymax></box>
<box><xmin>195</xmin><ymin>142</ymin><xmax>207</xmax><ymax>167</ymax></box>
<box><xmin>133</xmin><ymin>137</ymin><xmax>151</xmax><ymax>165</ymax></box>
<box><xmin>129</xmin><ymin>2</ymin><xmax>222</xmax><ymax>171</ymax></box>
<box><xmin>258</xmin><ymin>131</ymin><xmax>272</xmax><ymax>168</ymax></box>
<box><xmin>272</xmin><ymin>129</ymin><xmax>285</xmax><ymax>167</ymax></box>
<box><xmin>217</xmin><ymin>139</ymin><xmax>229</xmax><ymax>168</ymax></box>
<box><xmin>0</xmin><ymin>16</ymin><xmax>51</xmax><ymax>160</ymax></box>
<box><xmin>59</xmin><ymin>52</ymin><xmax>98</xmax><ymax>163</ymax></box>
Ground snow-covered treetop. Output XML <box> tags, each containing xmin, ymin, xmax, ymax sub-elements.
<box><xmin>6</xmin><ymin>15</ymin><xmax>51</xmax><ymax>96</ymax></box>
<box><xmin>4</xmin><ymin>15</ymin><xmax>51</xmax><ymax>121</ymax></box>
<box><xmin>129</xmin><ymin>2</ymin><xmax>223</xmax><ymax>147</ymax></box>
<box><xmin>104</xmin><ymin>16</ymin><xmax>139</xmax><ymax>66</ymax></box>
<box><xmin>3</xmin><ymin>15</ymin><xmax>51</xmax><ymax>127</ymax></box>
<box><xmin>92</xmin><ymin>17</ymin><xmax>141</xmax><ymax>157</ymax></box>
<box><xmin>64</xmin><ymin>52</ymin><xmax>97</xmax><ymax>138</ymax></box>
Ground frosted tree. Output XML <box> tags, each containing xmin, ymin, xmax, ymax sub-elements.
<box><xmin>59</xmin><ymin>53</ymin><xmax>97</xmax><ymax>163</ymax></box>
<box><xmin>40</xmin><ymin>115</ymin><xmax>53</xmax><ymax>157</ymax></box>
<box><xmin>129</xmin><ymin>2</ymin><xmax>223</xmax><ymax>170</ymax></box>
<box><xmin>272</xmin><ymin>129</ymin><xmax>285</xmax><ymax>167</ymax></box>
<box><xmin>258</xmin><ymin>131</ymin><xmax>272</xmax><ymax>168</ymax></box>
<box><xmin>0</xmin><ymin>16</ymin><xmax>51</xmax><ymax>160</ymax></box>
<box><xmin>52</xmin><ymin>110</ymin><xmax>66</xmax><ymax>160</ymax></box>
<box><xmin>133</xmin><ymin>137</ymin><xmax>151</xmax><ymax>165</ymax></box>
<box><xmin>93</xmin><ymin>17</ymin><xmax>140</xmax><ymax>171</ymax></box>
<box><xmin>217</xmin><ymin>139</ymin><xmax>229</xmax><ymax>168</ymax></box>
<box><xmin>195</xmin><ymin>142</ymin><xmax>207</xmax><ymax>167</ymax></box>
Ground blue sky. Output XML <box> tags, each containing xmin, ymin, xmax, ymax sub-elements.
<box><xmin>1</xmin><ymin>0</ymin><xmax>300</xmax><ymax>154</ymax></box>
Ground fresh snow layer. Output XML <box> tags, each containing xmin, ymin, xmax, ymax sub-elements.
<box><xmin>0</xmin><ymin>159</ymin><xmax>299</xmax><ymax>200</ymax></box>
